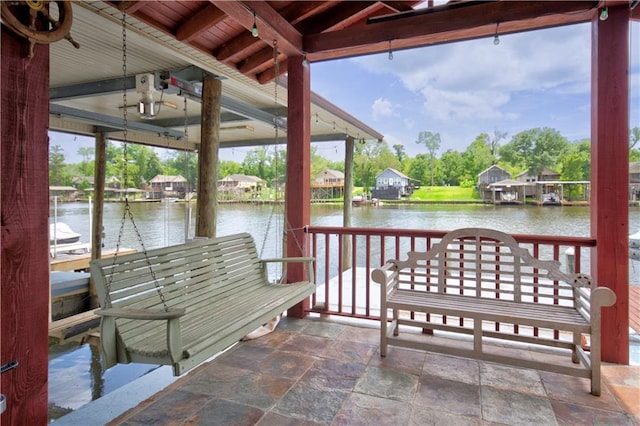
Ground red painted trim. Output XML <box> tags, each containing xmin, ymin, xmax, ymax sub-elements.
<box><xmin>591</xmin><ymin>5</ymin><xmax>630</xmax><ymax>364</ymax></box>
<box><xmin>1</xmin><ymin>27</ymin><xmax>50</xmax><ymax>423</ymax></box>
<box><xmin>286</xmin><ymin>56</ymin><xmax>311</xmax><ymax>318</ymax></box>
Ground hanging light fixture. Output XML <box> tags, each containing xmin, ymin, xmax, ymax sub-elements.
<box><xmin>302</xmin><ymin>54</ymin><xmax>308</xmax><ymax>67</ymax></box>
<box><xmin>251</xmin><ymin>11</ymin><xmax>259</xmax><ymax>37</ymax></box>
<box><xmin>388</xmin><ymin>40</ymin><xmax>393</xmax><ymax>60</ymax></box>
<box><xmin>493</xmin><ymin>22</ymin><xmax>500</xmax><ymax>45</ymax></box>
<box><xmin>599</xmin><ymin>5</ymin><xmax>608</xmax><ymax>20</ymax></box>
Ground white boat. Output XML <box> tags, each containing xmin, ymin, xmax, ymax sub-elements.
<box><xmin>49</xmin><ymin>222</ymin><xmax>81</xmax><ymax>245</ymax></box>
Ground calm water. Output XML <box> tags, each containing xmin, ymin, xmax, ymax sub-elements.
<box><xmin>53</xmin><ymin>201</ymin><xmax>635</xmax><ymax>249</ymax></box>
<box><xmin>48</xmin><ymin>201</ymin><xmax>640</xmax><ymax>418</ymax></box>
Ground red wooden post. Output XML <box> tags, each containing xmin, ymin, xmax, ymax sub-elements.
<box><xmin>286</xmin><ymin>55</ymin><xmax>311</xmax><ymax>318</ymax></box>
<box><xmin>1</xmin><ymin>28</ymin><xmax>50</xmax><ymax>423</ymax></box>
<box><xmin>591</xmin><ymin>5</ymin><xmax>630</xmax><ymax>364</ymax></box>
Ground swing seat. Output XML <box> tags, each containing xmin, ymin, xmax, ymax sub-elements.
<box><xmin>91</xmin><ymin>232</ymin><xmax>315</xmax><ymax>376</ymax></box>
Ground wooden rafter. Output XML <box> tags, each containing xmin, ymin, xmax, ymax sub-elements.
<box><xmin>304</xmin><ymin>1</ymin><xmax>599</xmax><ymax>55</ymax></box>
<box><xmin>176</xmin><ymin>4</ymin><xmax>226</xmax><ymax>42</ymax></box>
<box><xmin>106</xmin><ymin>0</ymin><xmax>620</xmax><ymax>84</ymax></box>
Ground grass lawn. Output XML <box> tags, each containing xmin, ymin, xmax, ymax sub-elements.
<box><xmin>410</xmin><ymin>186</ymin><xmax>480</xmax><ymax>202</ymax></box>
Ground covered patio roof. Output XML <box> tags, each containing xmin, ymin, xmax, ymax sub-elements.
<box><xmin>48</xmin><ymin>1</ymin><xmax>639</xmax><ymax>153</ymax></box>
<box><xmin>49</xmin><ymin>2</ymin><xmax>385</xmax><ymax>153</ymax></box>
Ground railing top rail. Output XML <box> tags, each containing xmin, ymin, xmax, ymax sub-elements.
<box><xmin>305</xmin><ymin>225</ymin><xmax>596</xmax><ymax>248</ymax></box>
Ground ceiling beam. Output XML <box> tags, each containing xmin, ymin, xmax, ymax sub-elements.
<box><xmin>50</xmin><ymin>104</ymin><xmax>185</xmax><ymax>139</ymax></box>
<box><xmin>303</xmin><ymin>1</ymin><xmax>598</xmax><ymax>55</ymax></box>
<box><xmin>211</xmin><ymin>1</ymin><xmax>303</xmax><ymax>57</ymax></box>
<box><xmin>176</xmin><ymin>4</ymin><xmax>226</xmax><ymax>42</ymax></box>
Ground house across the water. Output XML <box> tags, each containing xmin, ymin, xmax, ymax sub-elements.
<box><xmin>311</xmin><ymin>169</ymin><xmax>345</xmax><ymax>200</ymax></box>
<box><xmin>371</xmin><ymin>168</ymin><xmax>414</xmax><ymax>200</ymax></box>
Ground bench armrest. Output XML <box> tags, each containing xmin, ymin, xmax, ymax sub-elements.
<box><xmin>590</xmin><ymin>286</ymin><xmax>616</xmax><ymax>311</ymax></box>
<box><xmin>96</xmin><ymin>307</ymin><xmax>186</xmax><ymax>365</ymax></box>
<box><xmin>96</xmin><ymin>307</ymin><xmax>186</xmax><ymax>320</ymax></box>
<box><xmin>261</xmin><ymin>257</ymin><xmax>315</xmax><ymax>283</ymax></box>
<box><xmin>372</xmin><ymin>261</ymin><xmax>400</xmax><ymax>304</ymax></box>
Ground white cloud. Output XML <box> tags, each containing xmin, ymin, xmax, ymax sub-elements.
<box><xmin>371</xmin><ymin>97</ymin><xmax>395</xmax><ymax>121</ymax></box>
<box><xmin>353</xmin><ymin>23</ymin><xmax>592</xmax><ymax>124</ymax></box>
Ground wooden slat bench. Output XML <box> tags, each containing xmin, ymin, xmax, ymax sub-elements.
<box><xmin>371</xmin><ymin>228</ymin><xmax>616</xmax><ymax>396</ymax></box>
<box><xmin>92</xmin><ymin>233</ymin><xmax>315</xmax><ymax>376</ymax></box>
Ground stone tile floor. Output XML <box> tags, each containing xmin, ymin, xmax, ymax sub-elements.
<box><xmin>108</xmin><ymin>317</ymin><xmax>639</xmax><ymax>425</ymax></box>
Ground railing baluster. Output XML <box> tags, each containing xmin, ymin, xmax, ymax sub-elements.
<box><xmin>304</xmin><ymin>226</ymin><xmax>596</xmax><ymax>343</ymax></box>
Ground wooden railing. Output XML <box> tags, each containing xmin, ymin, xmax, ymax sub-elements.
<box><xmin>305</xmin><ymin>225</ymin><xmax>596</xmax><ymax>321</ymax></box>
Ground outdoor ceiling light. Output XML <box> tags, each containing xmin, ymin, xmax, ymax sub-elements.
<box><xmin>388</xmin><ymin>40</ymin><xmax>393</xmax><ymax>60</ymax></box>
<box><xmin>600</xmin><ymin>6</ymin><xmax>608</xmax><ymax>20</ymax></box>
<box><xmin>493</xmin><ymin>22</ymin><xmax>500</xmax><ymax>45</ymax></box>
<box><xmin>251</xmin><ymin>11</ymin><xmax>259</xmax><ymax>37</ymax></box>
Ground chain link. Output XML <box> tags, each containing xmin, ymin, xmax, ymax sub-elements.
<box><xmin>105</xmin><ymin>10</ymin><xmax>168</xmax><ymax>311</ymax></box>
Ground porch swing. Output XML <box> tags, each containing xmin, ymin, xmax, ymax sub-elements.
<box><xmin>91</xmin><ymin>11</ymin><xmax>316</xmax><ymax>376</ymax></box>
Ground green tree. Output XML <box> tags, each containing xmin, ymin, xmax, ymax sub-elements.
<box><xmin>488</xmin><ymin>129</ymin><xmax>508</xmax><ymax>158</ymax></box>
<box><xmin>500</xmin><ymin>128</ymin><xmax>569</xmax><ymax>177</ymax></box>
<box><xmin>406</xmin><ymin>154</ymin><xmax>430</xmax><ymax>185</ymax></box>
<box><xmin>392</xmin><ymin>144</ymin><xmax>407</xmax><ymax>165</ymax></box>
<box><xmin>439</xmin><ymin>150</ymin><xmax>464</xmax><ymax>186</ymax></box>
<box><xmin>310</xmin><ymin>146</ymin><xmax>330</xmax><ymax>181</ymax></box>
<box><xmin>219</xmin><ymin>160</ymin><xmax>242</xmax><ymax>179</ymax></box>
<box><xmin>164</xmin><ymin>151</ymin><xmax>198</xmax><ymax>191</ymax></box>
<box><xmin>49</xmin><ymin>145</ymin><xmax>67</xmax><ymax>186</ymax></box>
<box><xmin>77</xmin><ymin>146</ymin><xmax>94</xmax><ymax>162</ymax></box>
<box><xmin>353</xmin><ymin>140</ymin><xmax>398</xmax><ymax>192</ymax></box>
<box><xmin>461</xmin><ymin>134</ymin><xmax>495</xmax><ymax>185</ymax></box>
<box><xmin>129</xmin><ymin>144</ymin><xmax>162</xmax><ymax>186</ymax></box>
<box><xmin>76</xmin><ymin>146</ymin><xmax>95</xmax><ymax>176</ymax></box>
<box><xmin>416</xmin><ymin>131</ymin><xmax>441</xmax><ymax>186</ymax></box>
<box><xmin>241</xmin><ymin>147</ymin><xmax>271</xmax><ymax>180</ymax></box>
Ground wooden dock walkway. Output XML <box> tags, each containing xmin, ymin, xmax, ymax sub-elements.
<box><xmin>49</xmin><ymin>309</ymin><xmax>100</xmax><ymax>345</ymax></box>
<box><xmin>50</xmin><ymin>248</ymin><xmax>135</xmax><ymax>272</ymax></box>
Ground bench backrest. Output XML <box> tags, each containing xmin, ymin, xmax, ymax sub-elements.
<box><xmin>91</xmin><ymin>232</ymin><xmax>265</xmax><ymax>312</ymax></box>
<box><xmin>395</xmin><ymin>228</ymin><xmax>584</xmax><ymax>306</ymax></box>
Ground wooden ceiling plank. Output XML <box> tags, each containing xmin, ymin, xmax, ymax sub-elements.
<box><xmin>113</xmin><ymin>1</ymin><xmax>146</xmax><ymax>13</ymax></box>
<box><xmin>236</xmin><ymin>47</ymin><xmax>276</xmax><ymax>75</ymax></box>
<box><xmin>257</xmin><ymin>59</ymin><xmax>288</xmax><ymax>85</ymax></box>
<box><xmin>279</xmin><ymin>1</ymin><xmax>333</xmax><ymax>26</ymax></box>
<box><xmin>304</xmin><ymin>1</ymin><xmax>597</xmax><ymax>53</ymax></box>
<box><xmin>176</xmin><ymin>4</ymin><xmax>226</xmax><ymax>42</ymax></box>
<box><xmin>215</xmin><ymin>31</ymin><xmax>264</xmax><ymax>62</ymax></box>
<box><xmin>300</xmin><ymin>1</ymin><xmax>383</xmax><ymax>34</ymax></box>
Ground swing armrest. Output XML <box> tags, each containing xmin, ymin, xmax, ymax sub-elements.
<box><xmin>96</xmin><ymin>307</ymin><xmax>186</xmax><ymax>320</ymax></box>
<box><xmin>261</xmin><ymin>257</ymin><xmax>315</xmax><ymax>283</ymax></box>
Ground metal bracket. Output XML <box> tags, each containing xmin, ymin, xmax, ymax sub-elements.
<box><xmin>1</xmin><ymin>360</ymin><xmax>18</xmax><ymax>374</ymax></box>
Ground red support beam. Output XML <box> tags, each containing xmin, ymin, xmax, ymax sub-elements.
<box><xmin>286</xmin><ymin>55</ymin><xmax>311</xmax><ymax>318</ymax></box>
<box><xmin>591</xmin><ymin>4</ymin><xmax>630</xmax><ymax>364</ymax></box>
<box><xmin>1</xmin><ymin>27</ymin><xmax>50</xmax><ymax>423</ymax></box>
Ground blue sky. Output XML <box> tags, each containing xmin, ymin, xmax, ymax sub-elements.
<box><xmin>310</xmin><ymin>22</ymin><xmax>640</xmax><ymax>161</ymax></box>
<box><xmin>52</xmin><ymin>21</ymin><xmax>639</xmax><ymax>164</ymax></box>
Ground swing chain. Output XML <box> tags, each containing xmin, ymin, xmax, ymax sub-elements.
<box><xmin>104</xmin><ymin>10</ymin><xmax>168</xmax><ymax>311</ymax></box>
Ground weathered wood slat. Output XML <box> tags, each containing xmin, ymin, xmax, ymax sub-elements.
<box><xmin>372</xmin><ymin>227</ymin><xmax>616</xmax><ymax>396</ymax></box>
<box><xmin>91</xmin><ymin>232</ymin><xmax>315</xmax><ymax>376</ymax></box>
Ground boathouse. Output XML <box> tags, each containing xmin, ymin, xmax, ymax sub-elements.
<box><xmin>218</xmin><ymin>174</ymin><xmax>266</xmax><ymax>199</ymax></box>
<box><xmin>477</xmin><ymin>165</ymin><xmax>512</xmax><ymax>201</ymax></box>
<box><xmin>371</xmin><ymin>167</ymin><xmax>414</xmax><ymax>200</ymax></box>
<box><xmin>148</xmin><ymin>175</ymin><xmax>188</xmax><ymax>200</ymax></box>
<box><xmin>311</xmin><ymin>169</ymin><xmax>345</xmax><ymax>200</ymax></box>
